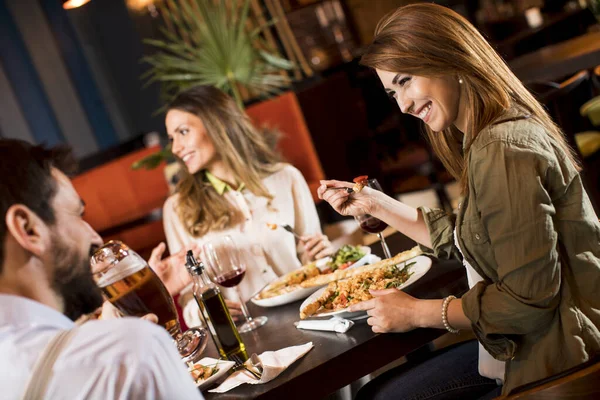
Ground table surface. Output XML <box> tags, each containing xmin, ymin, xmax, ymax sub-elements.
<box><xmin>203</xmin><ymin>233</ymin><xmax>466</xmax><ymax>400</ymax></box>
<box><xmin>509</xmin><ymin>30</ymin><xmax>600</xmax><ymax>83</ymax></box>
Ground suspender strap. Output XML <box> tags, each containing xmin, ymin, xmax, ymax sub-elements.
<box><xmin>21</xmin><ymin>329</ymin><xmax>77</xmax><ymax>400</ymax></box>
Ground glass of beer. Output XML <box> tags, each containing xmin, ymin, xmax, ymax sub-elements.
<box><xmin>91</xmin><ymin>240</ymin><xmax>208</xmax><ymax>363</ymax></box>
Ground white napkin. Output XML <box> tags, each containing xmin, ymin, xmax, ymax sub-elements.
<box><xmin>209</xmin><ymin>342</ymin><xmax>314</xmax><ymax>393</ymax></box>
<box><xmin>294</xmin><ymin>317</ymin><xmax>354</xmax><ymax>333</ymax></box>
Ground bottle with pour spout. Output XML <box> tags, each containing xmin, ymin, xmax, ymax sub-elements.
<box><xmin>185</xmin><ymin>251</ymin><xmax>247</xmax><ymax>360</ymax></box>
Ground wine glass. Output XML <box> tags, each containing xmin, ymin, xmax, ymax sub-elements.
<box><xmin>354</xmin><ymin>178</ymin><xmax>392</xmax><ymax>259</ymax></box>
<box><xmin>91</xmin><ymin>240</ymin><xmax>208</xmax><ymax>363</ymax></box>
<box><xmin>202</xmin><ymin>236</ymin><xmax>268</xmax><ymax>333</ymax></box>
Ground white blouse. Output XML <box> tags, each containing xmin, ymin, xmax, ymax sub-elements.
<box><xmin>163</xmin><ymin>164</ymin><xmax>323</xmax><ymax>327</ymax></box>
<box><xmin>454</xmin><ymin>227</ymin><xmax>505</xmax><ymax>383</ymax></box>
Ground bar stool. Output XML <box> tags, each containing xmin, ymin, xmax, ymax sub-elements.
<box><xmin>592</xmin><ymin>65</ymin><xmax>600</xmax><ymax>95</ymax></box>
<box><xmin>495</xmin><ymin>357</ymin><xmax>600</xmax><ymax>399</ymax></box>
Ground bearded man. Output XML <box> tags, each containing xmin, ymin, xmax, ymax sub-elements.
<box><xmin>0</xmin><ymin>139</ymin><xmax>203</xmax><ymax>400</ymax></box>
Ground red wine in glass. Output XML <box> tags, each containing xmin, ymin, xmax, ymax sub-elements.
<box><xmin>359</xmin><ymin>216</ymin><xmax>388</xmax><ymax>234</ymax></box>
<box><xmin>203</xmin><ymin>236</ymin><xmax>268</xmax><ymax>333</ymax></box>
<box><xmin>215</xmin><ymin>268</ymin><xmax>246</xmax><ymax>288</ymax></box>
<box><xmin>354</xmin><ymin>178</ymin><xmax>392</xmax><ymax>259</ymax></box>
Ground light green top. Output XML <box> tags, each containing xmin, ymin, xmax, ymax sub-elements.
<box><xmin>419</xmin><ymin>111</ymin><xmax>600</xmax><ymax>394</ymax></box>
<box><xmin>204</xmin><ymin>170</ymin><xmax>245</xmax><ymax>195</ymax></box>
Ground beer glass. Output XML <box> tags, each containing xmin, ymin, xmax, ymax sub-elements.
<box><xmin>91</xmin><ymin>240</ymin><xmax>208</xmax><ymax>363</ymax></box>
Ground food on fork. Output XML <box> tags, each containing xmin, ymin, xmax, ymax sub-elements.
<box><xmin>300</xmin><ymin>246</ymin><xmax>422</xmax><ymax>289</ymax></box>
<box><xmin>352</xmin><ymin>175</ymin><xmax>369</xmax><ymax>193</ymax></box>
<box><xmin>266</xmin><ymin>223</ymin><xmax>278</xmax><ymax>230</ymax></box>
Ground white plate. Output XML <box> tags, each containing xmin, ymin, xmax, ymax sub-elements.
<box><xmin>190</xmin><ymin>357</ymin><xmax>235</xmax><ymax>390</ymax></box>
<box><xmin>299</xmin><ymin>255</ymin><xmax>432</xmax><ymax>320</ymax></box>
<box><xmin>251</xmin><ymin>246</ymin><xmax>377</xmax><ymax>308</ymax></box>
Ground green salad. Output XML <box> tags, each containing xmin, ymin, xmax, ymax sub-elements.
<box><xmin>325</xmin><ymin>245</ymin><xmax>366</xmax><ymax>272</ymax></box>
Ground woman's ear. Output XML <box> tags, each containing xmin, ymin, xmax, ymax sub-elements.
<box><xmin>4</xmin><ymin>204</ymin><xmax>50</xmax><ymax>258</ymax></box>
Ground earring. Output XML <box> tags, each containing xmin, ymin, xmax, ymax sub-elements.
<box><xmin>458</xmin><ymin>77</ymin><xmax>463</xmax><ymax>84</ymax></box>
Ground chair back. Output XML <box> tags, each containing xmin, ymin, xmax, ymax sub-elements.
<box><xmin>526</xmin><ymin>81</ymin><xmax>560</xmax><ymax>103</ymax></box>
<box><xmin>593</xmin><ymin>65</ymin><xmax>600</xmax><ymax>96</ymax></box>
<box><xmin>498</xmin><ymin>358</ymin><xmax>600</xmax><ymax>399</ymax></box>
<box><xmin>527</xmin><ymin>71</ymin><xmax>595</xmax><ymax>158</ymax></box>
<box><xmin>246</xmin><ymin>91</ymin><xmax>324</xmax><ymax>202</ymax></box>
<box><xmin>526</xmin><ymin>70</ymin><xmax>600</xmax><ymax>215</ymax></box>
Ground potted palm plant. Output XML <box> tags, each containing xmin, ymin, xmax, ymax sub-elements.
<box><xmin>132</xmin><ymin>0</ymin><xmax>297</xmax><ymax>174</ymax></box>
<box><xmin>142</xmin><ymin>0</ymin><xmax>295</xmax><ymax>112</ymax></box>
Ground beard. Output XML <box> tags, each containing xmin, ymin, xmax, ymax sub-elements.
<box><xmin>50</xmin><ymin>234</ymin><xmax>103</xmax><ymax>321</ymax></box>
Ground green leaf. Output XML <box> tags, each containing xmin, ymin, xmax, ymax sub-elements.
<box><xmin>131</xmin><ymin>153</ymin><xmax>166</xmax><ymax>170</ymax></box>
<box><xmin>259</xmin><ymin>50</ymin><xmax>295</xmax><ymax>70</ymax></box>
<box><xmin>250</xmin><ymin>19</ymin><xmax>279</xmax><ymax>38</ymax></box>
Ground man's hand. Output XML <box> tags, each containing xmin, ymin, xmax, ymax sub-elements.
<box><xmin>349</xmin><ymin>289</ymin><xmax>420</xmax><ymax>333</ymax></box>
<box><xmin>149</xmin><ymin>242</ymin><xmax>200</xmax><ymax>295</ymax></box>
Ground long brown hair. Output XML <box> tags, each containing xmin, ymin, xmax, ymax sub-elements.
<box><xmin>169</xmin><ymin>85</ymin><xmax>281</xmax><ymax>237</ymax></box>
<box><xmin>360</xmin><ymin>3</ymin><xmax>579</xmax><ymax>191</ymax></box>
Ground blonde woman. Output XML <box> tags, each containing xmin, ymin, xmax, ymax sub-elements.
<box><xmin>151</xmin><ymin>85</ymin><xmax>333</xmax><ymax>328</ymax></box>
<box><xmin>319</xmin><ymin>4</ymin><xmax>600</xmax><ymax>398</ymax></box>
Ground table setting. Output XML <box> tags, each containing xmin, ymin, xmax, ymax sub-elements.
<box><xmin>90</xmin><ymin>198</ymin><xmax>467</xmax><ymax>399</ymax></box>
<box><xmin>199</xmin><ymin>233</ymin><xmax>467</xmax><ymax>399</ymax></box>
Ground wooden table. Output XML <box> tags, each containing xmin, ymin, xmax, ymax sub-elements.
<box><xmin>203</xmin><ymin>233</ymin><xmax>466</xmax><ymax>399</ymax></box>
<box><xmin>509</xmin><ymin>31</ymin><xmax>600</xmax><ymax>83</ymax></box>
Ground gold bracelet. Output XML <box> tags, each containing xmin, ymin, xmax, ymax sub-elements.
<box><xmin>442</xmin><ymin>295</ymin><xmax>459</xmax><ymax>333</ymax></box>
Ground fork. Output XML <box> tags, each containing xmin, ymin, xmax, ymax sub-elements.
<box><xmin>281</xmin><ymin>224</ymin><xmax>303</xmax><ymax>241</ymax></box>
<box><xmin>230</xmin><ymin>354</ymin><xmax>262</xmax><ymax>380</ymax></box>
<box><xmin>326</xmin><ymin>186</ymin><xmax>354</xmax><ymax>193</ymax></box>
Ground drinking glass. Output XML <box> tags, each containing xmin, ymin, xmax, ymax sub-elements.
<box><xmin>91</xmin><ymin>240</ymin><xmax>208</xmax><ymax>363</ymax></box>
<box><xmin>354</xmin><ymin>178</ymin><xmax>392</xmax><ymax>259</ymax></box>
<box><xmin>202</xmin><ymin>236</ymin><xmax>268</xmax><ymax>333</ymax></box>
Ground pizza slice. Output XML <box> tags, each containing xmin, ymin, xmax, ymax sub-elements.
<box><xmin>256</xmin><ymin>263</ymin><xmax>320</xmax><ymax>299</ymax></box>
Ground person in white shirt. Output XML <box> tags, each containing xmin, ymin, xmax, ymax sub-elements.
<box><xmin>149</xmin><ymin>85</ymin><xmax>333</xmax><ymax>328</ymax></box>
<box><xmin>0</xmin><ymin>139</ymin><xmax>203</xmax><ymax>400</ymax></box>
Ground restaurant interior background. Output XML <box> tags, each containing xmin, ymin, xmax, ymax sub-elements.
<box><xmin>0</xmin><ymin>0</ymin><xmax>599</xmax><ymax>261</ymax></box>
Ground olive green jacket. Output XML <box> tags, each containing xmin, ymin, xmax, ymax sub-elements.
<box><xmin>419</xmin><ymin>113</ymin><xmax>600</xmax><ymax>394</ymax></box>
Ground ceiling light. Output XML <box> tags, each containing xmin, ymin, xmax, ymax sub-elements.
<box><xmin>63</xmin><ymin>0</ymin><xmax>92</xmax><ymax>10</ymax></box>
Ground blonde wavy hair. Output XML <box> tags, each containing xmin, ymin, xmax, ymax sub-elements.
<box><xmin>169</xmin><ymin>85</ymin><xmax>281</xmax><ymax>237</ymax></box>
<box><xmin>360</xmin><ymin>3</ymin><xmax>579</xmax><ymax>191</ymax></box>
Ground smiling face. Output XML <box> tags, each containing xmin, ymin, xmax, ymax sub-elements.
<box><xmin>166</xmin><ymin>108</ymin><xmax>217</xmax><ymax>174</ymax></box>
<box><xmin>376</xmin><ymin>69</ymin><xmax>465</xmax><ymax>133</ymax></box>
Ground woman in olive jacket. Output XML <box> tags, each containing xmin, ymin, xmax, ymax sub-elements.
<box><xmin>319</xmin><ymin>3</ymin><xmax>600</xmax><ymax>398</ymax></box>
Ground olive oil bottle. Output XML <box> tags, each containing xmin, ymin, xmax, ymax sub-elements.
<box><xmin>185</xmin><ymin>251</ymin><xmax>247</xmax><ymax>360</ymax></box>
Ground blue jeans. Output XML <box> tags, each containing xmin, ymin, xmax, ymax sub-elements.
<box><xmin>355</xmin><ymin>340</ymin><xmax>502</xmax><ymax>400</ymax></box>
